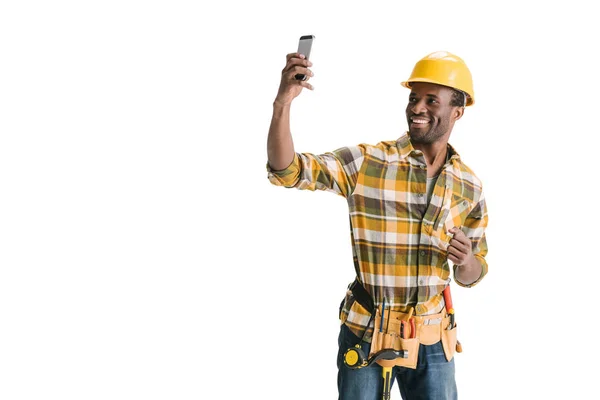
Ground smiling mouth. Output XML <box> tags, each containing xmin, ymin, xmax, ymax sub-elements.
<box><xmin>409</xmin><ymin>117</ymin><xmax>430</xmax><ymax>127</ymax></box>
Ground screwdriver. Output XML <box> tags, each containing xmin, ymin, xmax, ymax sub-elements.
<box><xmin>380</xmin><ymin>296</ymin><xmax>392</xmax><ymax>400</ymax></box>
<box><xmin>380</xmin><ymin>297</ymin><xmax>386</xmax><ymax>333</ymax></box>
<box><xmin>382</xmin><ymin>366</ymin><xmax>393</xmax><ymax>400</ymax></box>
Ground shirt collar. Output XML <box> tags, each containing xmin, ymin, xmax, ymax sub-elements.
<box><xmin>396</xmin><ymin>131</ymin><xmax>461</xmax><ymax>164</ymax></box>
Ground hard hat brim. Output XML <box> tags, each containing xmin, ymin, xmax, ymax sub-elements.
<box><xmin>401</xmin><ymin>78</ymin><xmax>474</xmax><ymax>106</ymax></box>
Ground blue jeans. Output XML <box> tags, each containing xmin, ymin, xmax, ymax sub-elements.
<box><xmin>337</xmin><ymin>323</ymin><xmax>457</xmax><ymax>400</ymax></box>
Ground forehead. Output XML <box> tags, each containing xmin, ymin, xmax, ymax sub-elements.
<box><xmin>409</xmin><ymin>82</ymin><xmax>453</xmax><ymax>98</ymax></box>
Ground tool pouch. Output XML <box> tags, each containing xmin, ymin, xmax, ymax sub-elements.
<box><xmin>369</xmin><ymin>308</ymin><xmax>419</xmax><ymax>369</ymax></box>
<box><xmin>441</xmin><ymin>319</ymin><xmax>458</xmax><ymax>362</ymax></box>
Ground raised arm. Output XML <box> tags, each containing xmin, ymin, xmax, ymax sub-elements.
<box><xmin>267</xmin><ymin>52</ymin><xmax>314</xmax><ymax>171</ymax></box>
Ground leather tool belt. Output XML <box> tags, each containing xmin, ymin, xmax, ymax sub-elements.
<box><xmin>369</xmin><ymin>306</ymin><xmax>458</xmax><ymax>369</ymax></box>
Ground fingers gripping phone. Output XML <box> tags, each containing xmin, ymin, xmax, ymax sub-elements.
<box><xmin>295</xmin><ymin>35</ymin><xmax>314</xmax><ymax>81</ymax></box>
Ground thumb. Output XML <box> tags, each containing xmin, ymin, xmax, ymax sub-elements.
<box><xmin>448</xmin><ymin>226</ymin><xmax>463</xmax><ymax>235</ymax></box>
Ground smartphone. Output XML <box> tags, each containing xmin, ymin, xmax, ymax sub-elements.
<box><xmin>295</xmin><ymin>35</ymin><xmax>314</xmax><ymax>81</ymax></box>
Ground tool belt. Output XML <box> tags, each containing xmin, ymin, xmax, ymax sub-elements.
<box><xmin>369</xmin><ymin>306</ymin><xmax>458</xmax><ymax>369</ymax></box>
<box><xmin>344</xmin><ymin>279</ymin><xmax>460</xmax><ymax>370</ymax></box>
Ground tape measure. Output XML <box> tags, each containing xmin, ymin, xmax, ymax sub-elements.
<box><xmin>343</xmin><ymin>345</ymin><xmax>368</xmax><ymax>369</ymax></box>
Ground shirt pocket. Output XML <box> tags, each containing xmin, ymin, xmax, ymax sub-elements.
<box><xmin>432</xmin><ymin>192</ymin><xmax>473</xmax><ymax>251</ymax></box>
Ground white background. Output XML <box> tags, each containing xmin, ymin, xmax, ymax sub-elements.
<box><xmin>1</xmin><ymin>1</ymin><xmax>598</xmax><ymax>399</ymax></box>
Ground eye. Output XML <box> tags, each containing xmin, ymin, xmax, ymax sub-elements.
<box><xmin>427</xmin><ymin>98</ymin><xmax>438</xmax><ymax>105</ymax></box>
<box><xmin>409</xmin><ymin>97</ymin><xmax>417</xmax><ymax>103</ymax></box>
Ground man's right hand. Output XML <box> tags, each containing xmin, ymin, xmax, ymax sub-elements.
<box><xmin>274</xmin><ymin>52</ymin><xmax>314</xmax><ymax>107</ymax></box>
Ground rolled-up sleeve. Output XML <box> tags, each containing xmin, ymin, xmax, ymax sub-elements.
<box><xmin>266</xmin><ymin>153</ymin><xmax>302</xmax><ymax>188</ymax></box>
<box><xmin>454</xmin><ymin>191</ymin><xmax>489</xmax><ymax>288</ymax></box>
<box><xmin>266</xmin><ymin>145</ymin><xmax>365</xmax><ymax>199</ymax></box>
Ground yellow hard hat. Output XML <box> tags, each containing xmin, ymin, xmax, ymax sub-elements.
<box><xmin>401</xmin><ymin>51</ymin><xmax>475</xmax><ymax>106</ymax></box>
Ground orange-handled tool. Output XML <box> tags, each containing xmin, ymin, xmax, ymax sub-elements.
<box><xmin>443</xmin><ymin>285</ymin><xmax>455</xmax><ymax>329</ymax></box>
<box><xmin>443</xmin><ymin>285</ymin><xmax>462</xmax><ymax>353</ymax></box>
<box><xmin>443</xmin><ymin>285</ymin><xmax>463</xmax><ymax>352</ymax></box>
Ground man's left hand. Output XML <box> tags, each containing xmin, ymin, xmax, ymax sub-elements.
<box><xmin>447</xmin><ymin>227</ymin><xmax>473</xmax><ymax>265</ymax></box>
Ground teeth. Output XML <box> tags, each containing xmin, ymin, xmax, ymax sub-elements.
<box><xmin>412</xmin><ymin>119</ymin><xmax>429</xmax><ymax>124</ymax></box>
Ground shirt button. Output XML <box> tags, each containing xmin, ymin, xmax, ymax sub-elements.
<box><xmin>420</xmin><ymin>250</ymin><xmax>426</xmax><ymax>256</ymax></box>
<box><xmin>417</xmin><ymin>193</ymin><xmax>424</xmax><ymax>198</ymax></box>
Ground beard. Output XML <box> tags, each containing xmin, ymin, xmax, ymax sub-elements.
<box><xmin>408</xmin><ymin>118</ymin><xmax>451</xmax><ymax>145</ymax></box>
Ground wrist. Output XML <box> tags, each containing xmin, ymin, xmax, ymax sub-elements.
<box><xmin>454</xmin><ymin>254</ymin><xmax>482</xmax><ymax>287</ymax></box>
<box><xmin>456</xmin><ymin>254</ymin><xmax>476</xmax><ymax>269</ymax></box>
<box><xmin>273</xmin><ymin>99</ymin><xmax>292</xmax><ymax>109</ymax></box>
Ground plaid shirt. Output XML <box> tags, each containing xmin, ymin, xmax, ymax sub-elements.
<box><xmin>266</xmin><ymin>132</ymin><xmax>489</xmax><ymax>341</ymax></box>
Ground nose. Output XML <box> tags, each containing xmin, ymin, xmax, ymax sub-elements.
<box><xmin>410</xmin><ymin>99</ymin><xmax>427</xmax><ymax>115</ymax></box>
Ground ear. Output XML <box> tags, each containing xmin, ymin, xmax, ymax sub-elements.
<box><xmin>453</xmin><ymin>107</ymin><xmax>464</xmax><ymax>122</ymax></box>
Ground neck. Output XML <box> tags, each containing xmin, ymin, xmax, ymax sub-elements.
<box><xmin>413</xmin><ymin>140</ymin><xmax>449</xmax><ymax>178</ymax></box>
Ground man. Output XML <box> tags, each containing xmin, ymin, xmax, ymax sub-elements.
<box><xmin>266</xmin><ymin>50</ymin><xmax>489</xmax><ymax>400</ymax></box>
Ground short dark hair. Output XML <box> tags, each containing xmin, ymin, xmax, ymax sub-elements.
<box><xmin>450</xmin><ymin>89</ymin><xmax>466</xmax><ymax>107</ymax></box>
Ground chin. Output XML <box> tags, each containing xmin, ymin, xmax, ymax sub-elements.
<box><xmin>408</xmin><ymin>129</ymin><xmax>427</xmax><ymax>141</ymax></box>
<box><xmin>409</xmin><ymin>133</ymin><xmax>437</xmax><ymax>145</ymax></box>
